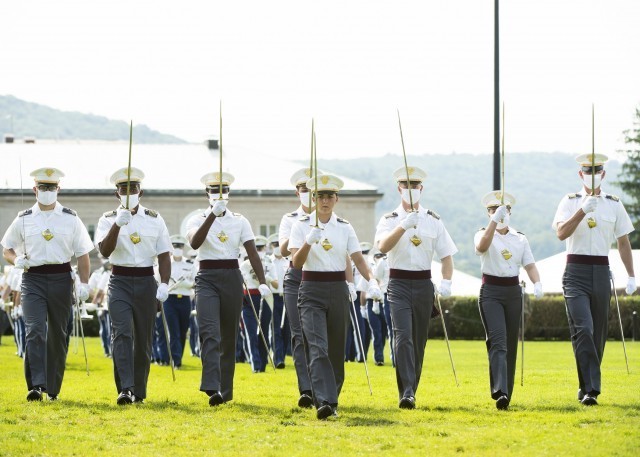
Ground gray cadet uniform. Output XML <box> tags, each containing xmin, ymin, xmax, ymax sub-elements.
<box><xmin>375</xmin><ymin>204</ymin><xmax>457</xmax><ymax>402</ymax></box>
<box><xmin>1</xmin><ymin>201</ymin><xmax>93</xmax><ymax>398</ymax></box>
<box><xmin>475</xmin><ymin>226</ymin><xmax>534</xmax><ymax>402</ymax></box>
<box><xmin>289</xmin><ymin>211</ymin><xmax>361</xmax><ymax>412</ymax></box>
<box><xmin>95</xmin><ymin>204</ymin><xmax>171</xmax><ymax>400</ymax></box>
<box><xmin>186</xmin><ymin>207</ymin><xmax>254</xmax><ymax>401</ymax></box>
<box><xmin>552</xmin><ymin>189</ymin><xmax>634</xmax><ymax>399</ymax></box>
<box><xmin>279</xmin><ymin>205</ymin><xmax>313</xmax><ymax>396</ymax></box>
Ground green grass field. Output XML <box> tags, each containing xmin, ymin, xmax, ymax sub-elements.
<box><xmin>0</xmin><ymin>337</ymin><xmax>638</xmax><ymax>456</ymax></box>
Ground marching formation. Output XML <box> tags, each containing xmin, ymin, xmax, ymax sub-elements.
<box><xmin>0</xmin><ymin>153</ymin><xmax>636</xmax><ymax>419</ymax></box>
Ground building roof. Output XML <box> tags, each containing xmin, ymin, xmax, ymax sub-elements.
<box><xmin>431</xmin><ymin>260</ymin><xmax>482</xmax><ymax>297</ymax></box>
<box><xmin>0</xmin><ymin>141</ymin><xmax>378</xmax><ymax>194</ymax></box>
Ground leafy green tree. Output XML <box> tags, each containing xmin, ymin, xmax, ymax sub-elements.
<box><xmin>616</xmin><ymin>106</ymin><xmax>640</xmax><ymax>248</ymax></box>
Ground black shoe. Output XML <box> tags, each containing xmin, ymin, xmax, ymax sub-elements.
<box><xmin>276</xmin><ymin>362</ymin><xmax>286</xmax><ymax>369</ymax></box>
<box><xmin>298</xmin><ymin>392</ymin><xmax>313</xmax><ymax>408</ymax></box>
<box><xmin>26</xmin><ymin>387</ymin><xmax>43</xmax><ymax>402</ymax></box>
<box><xmin>496</xmin><ymin>395</ymin><xmax>510</xmax><ymax>410</ymax></box>
<box><xmin>399</xmin><ymin>396</ymin><xmax>416</xmax><ymax>410</ymax></box>
<box><xmin>375</xmin><ymin>361</ymin><xmax>384</xmax><ymax>366</ymax></box>
<box><xmin>117</xmin><ymin>389</ymin><xmax>133</xmax><ymax>405</ymax></box>
<box><xmin>317</xmin><ymin>403</ymin><xmax>334</xmax><ymax>420</ymax></box>
<box><xmin>48</xmin><ymin>394</ymin><xmax>58</xmax><ymax>402</ymax></box>
<box><xmin>133</xmin><ymin>395</ymin><xmax>144</xmax><ymax>404</ymax></box>
<box><xmin>209</xmin><ymin>391</ymin><xmax>224</xmax><ymax>407</ymax></box>
<box><xmin>581</xmin><ymin>394</ymin><xmax>598</xmax><ymax>406</ymax></box>
<box><xmin>577</xmin><ymin>389</ymin><xmax>585</xmax><ymax>402</ymax></box>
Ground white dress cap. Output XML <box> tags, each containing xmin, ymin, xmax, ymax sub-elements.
<box><xmin>267</xmin><ymin>233</ymin><xmax>279</xmax><ymax>245</ymax></box>
<box><xmin>110</xmin><ymin>166</ymin><xmax>145</xmax><ymax>185</ymax></box>
<box><xmin>392</xmin><ymin>165</ymin><xmax>427</xmax><ymax>183</ymax></box>
<box><xmin>30</xmin><ymin>167</ymin><xmax>65</xmax><ymax>184</ymax></box>
<box><xmin>200</xmin><ymin>171</ymin><xmax>235</xmax><ymax>186</ymax></box>
<box><xmin>254</xmin><ymin>235</ymin><xmax>269</xmax><ymax>247</ymax></box>
<box><xmin>170</xmin><ymin>234</ymin><xmax>189</xmax><ymax>245</ymax></box>
<box><xmin>575</xmin><ymin>153</ymin><xmax>608</xmax><ymax>167</ymax></box>
<box><xmin>481</xmin><ymin>190</ymin><xmax>516</xmax><ymax>208</ymax></box>
<box><xmin>306</xmin><ymin>174</ymin><xmax>344</xmax><ymax>193</ymax></box>
<box><xmin>360</xmin><ymin>241</ymin><xmax>373</xmax><ymax>252</ymax></box>
<box><xmin>290</xmin><ymin>167</ymin><xmax>324</xmax><ymax>186</ymax></box>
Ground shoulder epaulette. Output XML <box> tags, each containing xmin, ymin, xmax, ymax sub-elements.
<box><xmin>18</xmin><ymin>209</ymin><xmax>32</xmax><ymax>217</ymax></box>
<box><xmin>62</xmin><ymin>207</ymin><xmax>77</xmax><ymax>216</ymax></box>
<box><xmin>144</xmin><ymin>209</ymin><xmax>158</xmax><ymax>218</ymax></box>
<box><xmin>567</xmin><ymin>193</ymin><xmax>582</xmax><ymax>199</ymax></box>
<box><xmin>186</xmin><ymin>259</ymin><xmax>194</xmax><ymax>264</ymax></box>
<box><xmin>233</xmin><ymin>212</ymin><xmax>242</xmax><ymax>217</ymax></box>
<box><xmin>299</xmin><ymin>215</ymin><xmax>310</xmax><ymax>222</ymax></box>
<box><xmin>479</xmin><ymin>227</ymin><xmax>486</xmax><ymax>231</ymax></box>
<box><xmin>287</xmin><ymin>211</ymin><xmax>299</xmax><ymax>217</ymax></box>
<box><xmin>337</xmin><ymin>217</ymin><xmax>350</xmax><ymax>224</ymax></box>
<box><xmin>384</xmin><ymin>212</ymin><xmax>398</xmax><ymax>219</ymax></box>
<box><xmin>103</xmin><ymin>210</ymin><xmax>117</xmax><ymax>218</ymax></box>
<box><xmin>517</xmin><ymin>231</ymin><xmax>525</xmax><ymax>236</ymax></box>
<box><xmin>427</xmin><ymin>210</ymin><xmax>440</xmax><ymax>220</ymax></box>
<box><xmin>605</xmin><ymin>194</ymin><xmax>620</xmax><ymax>202</ymax></box>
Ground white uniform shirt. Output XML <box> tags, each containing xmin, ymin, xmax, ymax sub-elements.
<box><xmin>270</xmin><ymin>254</ymin><xmax>288</xmax><ymax>293</ymax></box>
<box><xmin>373</xmin><ymin>257</ymin><xmax>390</xmax><ymax>293</ymax></box>
<box><xmin>552</xmin><ymin>190</ymin><xmax>634</xmax><ymax>256</ymax></box>
<box><xmin>278</xmin><ymin>205</ymin><xmax>309</xmax><ymax>246</ymax></box>
<box><xmin>374</xmin><ymin>204</ymin><xmax>458</xmax><ymax>271</ymax></box>
<box><xmin>474</xmin><ymin>227</ymin><xmax>535</xmax><ymax>277</ymax></box>
<box><xmin>94</xmin><ymin>204</ymin><xmax>171</xmax><ymax>267</ymax></box>
<box><xmin>1</xmin><ymin>202</ymin><xmax>94</xmax><ymax>267</ymax></box>
<box><xmin>186</xmin><ymin>209</ymin><xmax>254</xmax><ymax>261</ymax></box>
<box><xmin>168</xmin><ymin>258</ymin><xmax>196</xmax><ymax>296</ymax></box>
<box><xmin>289</xmin><ymin>212</ymin><xmax>360</xmax><ymax>272</ymax></box>
<box><xmin>240</xmin><ymin>255</ymin><xmax>275</xmax><ymax>289</ymax></box>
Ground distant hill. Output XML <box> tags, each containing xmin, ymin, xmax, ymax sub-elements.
<box><xmin>0</xmin><ymin>95</ymin><xmax>187</xmax><ymax>144</ymax></box>
<box><xmin>319</xmin><ymin>152</ymin><xmax>631</xmax><ymax>276</ymax></box>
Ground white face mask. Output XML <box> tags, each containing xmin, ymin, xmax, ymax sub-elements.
<box><xmin>120</xmin><ymin>193</ymin><xmax>139</xmax><ymax>208</ymax></box>
<box><xmin>401</xmin><ymin>188</ymin><xmax>421</xmax><ymax>204</ymax></box>
<box><xmin>173</xmin><ymin>248</ymin><xmax>183</xmax><ymax>258</ymax></box>
<box><xmin>37</xmin><ymin>190</ymin><xmax>57</xmax><ymax>206</ymax></box>
<box><xmin>209</xmin><ymin>193</ymin><xmax>229</xmax><ymax>205</ymax></box>
<box><xmin>582</xmin><ymin>173</ymin><xmax>603</xmax><ymax>190</ymax></box>
<box><xmin>258</xmin><ymin>251</ymin><xmax>266</xmax><ymax>259</ymax></box>
<box><xmin>299</xmin><ymin>191</ymin><xmax>312</xmax><ymax>207</ymax></box>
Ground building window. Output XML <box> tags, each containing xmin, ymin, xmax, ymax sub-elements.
<box><xmin>88</xmin><ymin>224</ymin><xmax>95</xmax><ymax>240</ymax></box>
<box><xmin>259</xmin><ymin>224</ymin><xmax>277</xmax><ymax>237</ymax></box>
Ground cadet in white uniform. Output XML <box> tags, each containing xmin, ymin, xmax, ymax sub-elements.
<box><xmin>95</xmin><ymin>167</ymin><xmax>172</xmax><ymax>405</ymax></box>
<box><xmin>1</xmin><ymin>167</ymin><xmax>93</xmax><ymax>401</ymax></box>
<box><xmin>289</xmin><ymin>174</ymin><xmax>382</xmax><ymax>420</ymax></box>
<box><xmin>552</xmin><ymin>153</ymin><xmax>636</xmax><ymax>406</ymax></box>
<box><xmin>475</xmin><ymin>191</ymin><xmax>543</xmax><ymax>410</ymax></box>
<box><xmin>375</xmin><ymin>166</ymin><xmax>457</xmax><ymax>410</ymax></box>
<box><xmin>187</xmin><ymin>171</ymin><xmax>272</xmax><ymax>406</ymax></box>
<box><xmin>164</xmin><ymin>234</ymin><xmax>196</xmax><ymax>369</ymax></box>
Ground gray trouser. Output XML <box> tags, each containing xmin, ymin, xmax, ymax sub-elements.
<box><xmin>563</xmin><ymin>263</ymin><xmax>610</xmax><ymax>396</ymax></box>
<box><xmin>195</xmin><ymin>268</ymin><xmax>243</xmax><ymax>401</ymax></box>
<box><xmin>109</xmin><ymin>275</ymin><xmax>157</xmax><ymax>399</ymax></box>
<box><xmin>21</xmin><ymin>271</ymin><xmax>73</xmax><ymax>396</ymax></box>
<box><xmin>283</xmin><ymin>267</ymin><xmax>312</xmax><ymax>394</ymax></box>
<box><xmin>478</xmin><ymin>283</ymin><xmax>522</xmax><ymax>400</ymax></box>
<box><xmin>298</xmin><ymin>279</ymin><xmax>349</xmax><ymax>407</ymax></box>
<box><xmin>387</xmin><ymin>277</ymin><xmax>434</xmax><ymax>400</ymax></box>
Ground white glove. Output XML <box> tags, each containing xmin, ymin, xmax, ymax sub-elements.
<box><xmin>581</xmin><ymin>196</ymin><xmax>598</xmax><ymax>214</ymax></box>
<box><xmin>305</xmin><ymin>227</ymin><xmax>323</xmax><ymax>245</ymax></box>
<box><xmin>400</xmin><ymin>211</ymin><xmax>419</xmax><ymax>230</ymax></box>
<box><xmin>156</xmin><ymin>283</ymin><xmax>169</xmax><ymax>302</ymax></box>
<box><xmin>360</xmin><ymin>306</ymin><xmax>368</xmax><ymax>319</ymax></box>
<box><xmin>533</xmin><ymin>281</ymin><xmax>543</xmax><ymax>299</ymax></box>
<box><xmin>115</xmin><ymin>208</ymin><xmax>133</xmax><ymax>227</ymax></box>
<box><xmin>372</xmin><ymin>300</ymin><xmax>381</xmax><ymax>315</ymax></box>
<box><xmin>77</xmin><ymin>283</ymin><xmax>91</xmax><ymax>302</ymax></box>
<box><xmin>439</xmin><ymin>279</ymin><xmax>452</xmax><ymax>298</ymax></box>
<box><xmin>14</xmin><ymin>255</ymin><xmax>29</xmax><ymax>270</ymax></box>
<box><xmin>212</xmin><ymin>199</ymin><xmax>228</xmax><ymax>217</ymax></box>
<box><xmin>190</xmin><ymin>309</ymin><xmax>198</xmax><ymax>316</ymax></box>
<box><xmin>367</xmin><ymin>278</ymin><xmax>383</xmax><ymax>301</ymax></box>
<box><xmin>347</xmin><ymin>282</ymin><xmax>357</xmax><ymax>302</ymax></box>
<box><xmin>258</xmin><ymin>284</ymin><xmax>272</xmax><ymax>299</ymax></box>
<box><xmin>491</xmin><ymin>205</ymin><xmax>509</xmax><ymax>224</ymax></box>
<box><xmin>498</xmin><ymin>213</ymin><xmax>510</xmax><ymax>227</ymax></box>
<box><xmin>626</xmin><ymin>277</ymin><xmax>637</xmax><ymax>295</ymax></box>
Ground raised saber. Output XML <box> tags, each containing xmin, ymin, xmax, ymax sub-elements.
<box><xmin>591</xmin><ymin>104</ymin><xmax>595</xmax><ymax>195</ymax></box>
<box><xmin>397</xmin><ymin>109</ymin><xmax>414</xmax><ymax>210</ymax></box>
<box><xmin>309</xmin><ymin>118</ymin><xmax>314</xmax><ymax>212</ymax></box>
<box><xmin>610</xmin><ymin>271</ymin><xmax>630</xmax><ymax>374</ymax></box>
<box><xmin>313</xmin><ymin>129</ymin><xmax>318</xmax><ymax>227</ymax></box>
<box><xmin>19</xmin><ymin>158</ymin><xmax>27</xmax><ymax>259</ymax></box>
<box><xmin>219</xmin><ymin>100</ymin><xmax>223</xmax><ymax>200</ymax></box>
<box><xmin>501</xmin><ymin>103</ymin><xmax>505</xmax><ymax>206</ymax></box>
<box><xmin>125</xmin><ymin>120</ymin><xmax>133</xmax><ymax>209</ymax></box>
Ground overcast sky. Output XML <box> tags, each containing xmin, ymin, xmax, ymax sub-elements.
<box><xmin>2</xmin><ymin>0</ymin><xmax>639</xmax><ymax>161</ymax></box>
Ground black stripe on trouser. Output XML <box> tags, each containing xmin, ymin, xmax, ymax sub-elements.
<box><xmin>283</xmin><ymin>267</ymin><xmax>312</xmax><ymax>393</ymax></box>
<box><xmin>21</xmin><ymin>272</ymin><xmax>73</xmax><ymax>395</ymax></box>
<box><xmin>298</xmin><ymin>280</ymin><xmax>349</xmax><ymax>407</ymax></box>
<box><xmin>478</xmin><ymin>283</ymin><xmax>522</xmax><ymax>400</ymax></box>
<box><xmin>195</xmin><ymin>268</ymin><xmax>243</xmax><ymax>401</ymax></box>
<box><xmin>562</xmin><ymin>263</ymin><xmax>610</xmax><ymax>396</ymax></box>
<box><xmin>387</xmin><ymin>277</ymin><xmax>433</xmax><ymax>400</ymax></box>
<box><xmin>108</xmin><ymin>275</ymin><xmax>157</xmax><ymax>399</ymax></box>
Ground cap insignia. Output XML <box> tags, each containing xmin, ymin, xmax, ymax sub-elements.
<box><xmin>45</xmin><ymin>169</ymin><xmax>54</xmax><ymax>177</ymax></box>
<box><xmin>321</xmin><ymin>175</ymin><xmax>330</xmax><ymax>185</ymax></box>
